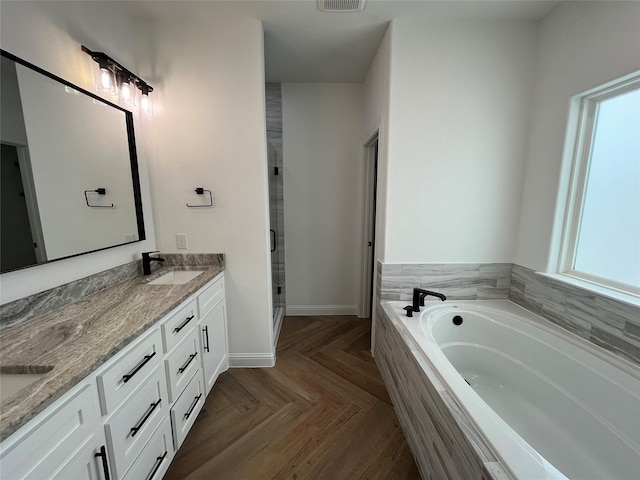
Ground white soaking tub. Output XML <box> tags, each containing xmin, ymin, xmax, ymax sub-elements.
<box><xmin>387</xmin><ymin>300</ymin><xmax>640</xmax><ymax>480</ymax></box>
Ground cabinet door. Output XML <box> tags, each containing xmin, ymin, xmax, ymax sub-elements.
<box><xmin>199</xmin><ymin>298</ymin><xmax>228</xmax><ymax>395</ymax></box>
<box><xmin>52</xmin><ymin>442</ymin><xmax>109</xmax><ymax>480</ymax></box>
<box><xmin>0</xmin><ymin>382</ymin><xmax>102</xmax><ymax>479</ymax></box>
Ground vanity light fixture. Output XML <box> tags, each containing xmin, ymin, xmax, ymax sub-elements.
<box><xmin>82</xmin><ymin>45</ymin><xmax>153</xmax><ymax>112</ymax></box>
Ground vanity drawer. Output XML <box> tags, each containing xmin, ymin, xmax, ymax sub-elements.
<box><xmin>161</xmin><ymin>299</ymin><xmax>197</xmax><ymax>353</ymax></box>
<box><xmin>97</xmin><ymin>328</ymin><xmax>163</xmax><ymax>415</ymax></box>
<box><xmin>197</xmin><ymin>274</ymin><xmax>224</xmax><ymax>318</ymax></box>
<box><xmin>105</xmin><ymin>365</ymin><xmax>168</xmax><ymax>480</ymax></box>
<box><xmin>122</xmin><ymin>417</ymin><xmax>173</xmax><ymax>480</ymax></box>
<box><xmin>170</xmin><ymin>369</ymin><xmax>205</xmax><ymax>450</ymax></box>
<box><xmin>164</xmin><ymin>327</ymin><xmax>200</xmax><ymax>403</ymax></box>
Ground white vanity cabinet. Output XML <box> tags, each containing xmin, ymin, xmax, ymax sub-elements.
<box><xmin>0</xmin><ymin>381</ymin><xmax>107</xmax><ymax>479</ymax></box>
<box><xmin>0</xmin><ymin>272</ymin><xmax>228</xmax><ymax>480</ymax></box>
<box><xmin>196</xmin><ymin>274</ymin><xmax>229</xmax><ymax>394</ymax></box>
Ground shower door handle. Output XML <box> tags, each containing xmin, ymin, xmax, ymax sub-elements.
<box><xmin>270</xmin><ymin>229</ymin><xmax>276</xmax><ymax>253</ymax></box>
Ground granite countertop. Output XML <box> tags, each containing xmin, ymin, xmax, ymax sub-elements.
<box><xmin>0</xmin><ymin>259</ymin><xmax>224</xmax><ymax>442</ymax></box>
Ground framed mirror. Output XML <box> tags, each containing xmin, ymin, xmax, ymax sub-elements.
<box><xmin>0</xmin><ymin>50</ymin><xmax>145</xmax><ymax>273</ymax></box>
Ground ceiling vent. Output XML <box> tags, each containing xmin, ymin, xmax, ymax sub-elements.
<box><xmin>317</xmin><ymin>0</ymin><xmax>366</xmax><ymax>13</ymax></box>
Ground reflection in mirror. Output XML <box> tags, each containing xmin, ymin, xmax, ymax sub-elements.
<box><xmin>0</xmin><ymin>51</ymin><xmax>145</xmax><ymax>273</ymax></box>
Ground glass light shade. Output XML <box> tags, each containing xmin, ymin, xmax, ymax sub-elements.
<box><xmin>120</xmin><ymin>79</ymin><xmax>136</xmax><ymax>107</ymax></box>
<box><xmin>140</xmin><ymin>91</ymin><xmax>152</xmax><ymax>113</ymax></box>
<box><xmin>97</xmin><ymin>65</ymin><xmax>117</xmax><ymax>97</ymax></box>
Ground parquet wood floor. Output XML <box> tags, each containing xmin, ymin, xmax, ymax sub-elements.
<box><xmin>164</xmin><ymin>315</ymin><xmax>420</xmax><ymax>480</ymax></box>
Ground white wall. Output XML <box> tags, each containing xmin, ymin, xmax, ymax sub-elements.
<box><xmin>145</xmin><ymin>17</ymin><xmax>274</xmax><ymax>362</ymax></box>
<box><xmin>362</xmin><ymin>27</ymin><xmax>392</xmax><ymax>265</ymax></box>
<box><xmin>383</xmin><ymin>18</ymin><xmax>537</xmax><ymax>264</ymax></box>
<box><xmin>282</xmin><ymin>83</ymin><xmax>364</xmax><ymax>314</ymax></box>
<box><xmin>514</xmin><ymin>1</ymin><xmax>640</xmax><ymax>271</ymax></box>
<box><xmin>0</xmin><ymin>1</ymin><xmax>157</xmax><ymax>304</ymax></box>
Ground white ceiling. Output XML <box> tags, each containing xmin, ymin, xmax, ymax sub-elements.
<box><xmin>127</xmin><ymin>0</ymin><xmax>561</xmax><ymax>83</ymax></box>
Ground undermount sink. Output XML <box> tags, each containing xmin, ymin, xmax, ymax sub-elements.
<box><xmin>147</xmin><ymin>270</ymin><xmax>204</xmax><ymax>285</ymax></box>
<box><xmin>0</xmin><ymin>373</ymin><xmax>47</xmax><ymax>403</ymax></box>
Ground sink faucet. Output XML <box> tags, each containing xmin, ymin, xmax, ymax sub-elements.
<box><xmin>142</xmin><ymin>251</ymin><xmax>165</xmax><ymax>275</ymax></box>
<box><xmin>412</xmin><ymin>288</ymin><xmax>446</xmax><ymax>312</ymax></box>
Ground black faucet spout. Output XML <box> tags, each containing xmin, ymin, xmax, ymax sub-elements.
<box><xmin>142</xmin><ymin>251</ymin><xmax>165</xmax><ymax>275</ymax></box>
<box><xmin>412</xmin><ymin>288</ymin><xmax>446</xmax><ymax>312</ymax></box>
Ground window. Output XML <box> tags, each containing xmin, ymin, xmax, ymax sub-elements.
<box><xmin>560</xmin><ymin>75</ymin><xmax>640</xmax><ymax>295</ymax></box>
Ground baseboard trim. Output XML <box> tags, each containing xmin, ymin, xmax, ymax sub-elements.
<box><xmin>285</xmin><ymin>305</ymin><xmax>358</xmax><ymax>316</ymax></box>
<box><xmin>228</xmin><ymin>353</ymin><xmax>276</xmax><ymax>368</ymax></box>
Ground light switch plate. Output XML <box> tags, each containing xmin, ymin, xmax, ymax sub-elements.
<box><xmin>176</xmin><ymin>234</ymin><xmax>188</xmax><ymax>250</ymax></box>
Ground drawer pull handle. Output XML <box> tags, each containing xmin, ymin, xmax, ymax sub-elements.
<box><xmin>148</xmin><ymin>451</ymin><xmax>168</xmax><ymax>479</ymax></box>
<box><xmin>95</xmin><ymin>445</ymin><xmax>111</xmax><ymax>480</ymax></box>
<box><xmin>184</xmin><ymin>394</ymin><xmax>202</xmax><ymax>420</ymax></box>
<box><xmin>174</xmin><ymin>314</ymin><xmax>195</xmax><ymax>333</ymax></box>
<box><xmin>122</xmin><ymin>351</ymin><xmax>156</xmax><ymax>383</ymax></box>
<box><xmin>130</xmin><ymin>399</ymin><xmax>161</xmax><ymax>437</ymax></box>
<box><xmin>178</xmin><ymin>352</ymin><xmax>198</xmax><ymax>374</ymax></box>
<box><xmin>203</xmin><ymin>326</ymin><xmax>210</xmax><ymax>353</ymax></box>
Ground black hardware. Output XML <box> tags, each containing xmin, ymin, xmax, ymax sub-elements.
<box><xmin>122</xmin><ymin>351</ymin><xmax>156</xmax><ymax>383</ymax></box>
<box><xmin>367</xmin><ymin>241</ymin><xmax>372</xmax><ymax>246</ymax></box>
<box><xmin>173</xmin><ymin>314</ymin><xmax>195</xmax><ymax>333</ymax></box>
<box><xmin>95</xmin><ymin>445</ymin><xmax>111</xmax><ymax>480</ymax></box>
<box><xmin>270</xmin><ymin>229</ymin><xmax>276</xmax><ymax>253</ymax></box>
<box><xmin>184</xmin><ymin>394</ymin><xmax>202</xmax><ymax>420</ymax></box>
<box><xmin>84</xmin><ymin>188</ymin><xmax>114</xmax><ymax>208</ymax></box>
<box><xmin>178</xmin><ymin>352</ymin><xmax>198</xmax><ymax>374</ymax></box>
<box><xmin>130</xmin><ymin>399</ymin><xmax>161</xmax><ymax>437</ymax></box>
<box><xmin>203</xmin><ymin>326</ymin><xmax>210</xmax><ymax>353</ymax></box>
<box><xmin>274</xmin><ymin>166</ymin><xmax>279</xmax><ymax>176</ymax></box>
<box><xmin>453</xmin><ymin>315</ymin><xmax>463</xmax><ymax>326</ymax></box>
<box><xmin>403</xmin><ymin>306</ymin><xmax>414</xmax><ymax>317</ymax></box>
<box><xmin>412</xmin><ymin>288</ymin><xmax>446</xmax><ymax>312</ymax></box>
<box><xmin>142</xmin><ymin>251</ymin><xmax>165</xmax><ymax>275</ymax></box>
<box><xmin>186</xmin><ymin>187</ymin><xmax>213</xmax><ymax>208</ymax></box>
<box><xmin>464</xmin><ymin>378</ymin><xmax>471</xmax><ymax>386</ymax></box>
<box><xmin>148</xmin><ymin>451</ymin><xmax>168</xmax><ymax>480</ymax></box>
<box><xmin>277</xmin><ymin>286</ymin><xmax>282</xmax><ymax>295</ymax></box>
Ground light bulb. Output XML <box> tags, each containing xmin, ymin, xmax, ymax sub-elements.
<box><xmin>100</xmin><ymin>68</ymin><xmax>112</xmax><ymax>89</ymax></box>
<box><xmin>140</xmin><ymin>92</ymin><xmax>151</xmax><ymax>113</ymax></box>
<box><xmin>96</xmin><ymin>62</ymin><xmax>117</xmax><ymax>97</ymax></box>
<box><xmin>120</xmin><ymin>79</ymin><xmax>136</xmax><ymax>108</ymax></box>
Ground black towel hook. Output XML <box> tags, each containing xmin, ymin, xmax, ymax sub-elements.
<box><xmin>186</xmin><ymin>187</ymin><xmax>213</xmax><ymax>208</ymax></box>
<box><xmin>84</xmin><ymin>188</ymin><xmax>114</xmax><ymax>208</ymax></box>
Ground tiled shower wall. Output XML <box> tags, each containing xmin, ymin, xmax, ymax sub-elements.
<box><xmin>378</xmin><ymin>262</ymin><xmax>640</xmax><ymax>365</ymax></box>
<box><xmin>266</xmin><ymin>83</ymin><xmax>285</xmax><ymax>309</ymax></box>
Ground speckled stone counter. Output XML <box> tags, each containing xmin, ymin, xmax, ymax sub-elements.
<box><xmin>0</xmin><ymin>255</ymin><xmax>224</xmax><ymax>441</ymax></box>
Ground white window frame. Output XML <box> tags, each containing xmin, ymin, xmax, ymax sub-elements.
<box><xmin>558</xmin><ymin>74</ymin><xmax>640</xmax><ymax>297</ymax></box>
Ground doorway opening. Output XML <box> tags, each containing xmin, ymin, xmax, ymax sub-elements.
<box><xmin>359</xmin><ymin>132</ymin><xmax>379</xmax><ymax>319</ymax></box>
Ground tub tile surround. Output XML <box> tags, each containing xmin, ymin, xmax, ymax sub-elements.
<box><xmin>0</xmin><ymin>253</ymin><xmax>225</xmax><ymax>440</ymax></box>
<box><xmin>510</xmin><ymin>264</ymin><xmax>640</xmax><ymax>365</ymax></box>
<box><xmin>374</xmin><ymin>302</ymin><xmax>505</xmax><ymax>480</ymax></box>
<box><xmin>378</xmin><ymin>261</ymin><xmax>640</xmax><ymax>365</ymax></box>
<box><xmin>379</xmin><ymin>262</ymin><xmax>512</xmax><ymax>302</ymax></box>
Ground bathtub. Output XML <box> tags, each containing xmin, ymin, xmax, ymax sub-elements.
<box><xmin>385</xmin><ymin>300</ymin><xmax>640</xmax><ymax>480</ymax></box>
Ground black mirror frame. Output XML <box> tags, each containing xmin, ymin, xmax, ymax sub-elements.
<box><xmin>0</xmin><ymin>49</ymin><xmax>146</xmax><ymax>273</ymax></box>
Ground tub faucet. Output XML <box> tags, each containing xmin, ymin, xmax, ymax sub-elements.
<box><xmin>142</xmin><ymin>251</ymin><xmax>165</xmax><ymax>275</ymax></box>
<box><xmin>412</xmin><ymin>288</ymin><xmax>446</xmax><ymax>312</ymax></box>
